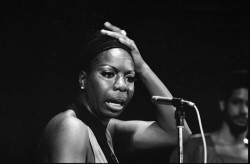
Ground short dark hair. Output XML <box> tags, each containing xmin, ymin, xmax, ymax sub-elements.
<box><xmin>77</xmin><ymin>29</ymin><xmax>131</xmax><ymax>73</ymax></box>
<box><xmin>217</xmin><ymin>70</ymin><xmax>248</xmax><ymax>101</ymax></box>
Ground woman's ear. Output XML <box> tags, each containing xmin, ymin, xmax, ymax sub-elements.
<box><xmin>79</xmin><ymin>71</ymin><xmax>87</xmax><ymax>90</ymax></box>
<box><xmin>219</xmin><ymin>100</ymin><xmax>225</xmax><ymax>112</ymax></box>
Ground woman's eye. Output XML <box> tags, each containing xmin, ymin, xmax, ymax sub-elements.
<box><xmin>101</xmin><ymin>71</ymin><xmax>115</xmax><ymax>78</ymax></box>
<box><xmin>127</xmin><ymin>76</ymin><xmax>136</xmax><ymax>83</ymax></box>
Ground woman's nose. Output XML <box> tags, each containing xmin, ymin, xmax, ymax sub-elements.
<box><xmin>113</xmin><ymin>76</ymin><xmax>127</xmax><ymax>92</ymax></box>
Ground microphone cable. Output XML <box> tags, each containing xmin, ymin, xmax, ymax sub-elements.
<box><xmin>193</xmin><ymin>105</ymin><xmax>207</xmax><ymax>163</ymax></box>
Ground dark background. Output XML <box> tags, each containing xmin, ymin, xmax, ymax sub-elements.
<box><xmin>1</xmin><ymin>0</ymin><xmax>248</xmax><ymax>163</ymax></box>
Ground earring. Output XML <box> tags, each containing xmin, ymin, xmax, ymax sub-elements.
<box><xmin>81</xmin><ymin>85</ymin><xmax>85</xmax><ymax>90</ymax></box>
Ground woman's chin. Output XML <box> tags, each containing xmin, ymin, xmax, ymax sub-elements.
<box><xmin>103</xmin><ymin>107</ymin><xmax>124</xmax><ymax>118</ymax></box>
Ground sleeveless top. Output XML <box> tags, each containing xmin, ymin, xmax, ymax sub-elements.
<box><xmin>87</xmin><ymin>126</ymin><xmax>118</xmax><ymax>163</ymax></box>
<box><xmin>67</xmin><ymin>98</ymin><xmax>119</xmax><ymax>163</ymax></box>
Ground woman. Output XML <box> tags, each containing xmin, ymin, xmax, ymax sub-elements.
<box><xmin>37</xmin><ymin>22</ymin><xmax>192</xmax><ymax>163</ymax></box>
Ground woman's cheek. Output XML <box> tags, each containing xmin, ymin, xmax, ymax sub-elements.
<box><xmin>128</xmin><ymin>84</ymin><xmax>135</xmax><ymax>96</ymax></box>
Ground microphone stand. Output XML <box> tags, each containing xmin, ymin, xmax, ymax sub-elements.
<box><xmin>172</xmin><ymin>98</ymin><xmax>187</xmax><ymax>163</ymax></box>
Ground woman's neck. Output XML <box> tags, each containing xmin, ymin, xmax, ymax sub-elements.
<box><xmin>81</xmin><ymin>93</ymin><xmax>110</xmax><ymax>126</ymax></box>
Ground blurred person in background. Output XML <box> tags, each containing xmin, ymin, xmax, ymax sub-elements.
<box><xmin>169</xmin><ymin>70</ymin><xmax>248</xmax><ymax>163</ymax></box>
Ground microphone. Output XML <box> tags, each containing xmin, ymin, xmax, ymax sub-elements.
<box><xmin>151</xmin><ymin>96</ymin><xmax>195</xmax><ymax>107</ymax></box>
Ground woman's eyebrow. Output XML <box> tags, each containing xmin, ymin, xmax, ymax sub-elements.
<box><xmin>98</xmin><ymin>65</ymin><xmax>118</xmax><ymax>72</ymax></box>
<box><xmin>125</xmin><ymin>70</ymin><xmax>135</xmax><ymax>75</ymax></box>
<box><xmin>98</xmin><ymin>65</ymin><xmax>135</xmax><ymax>74</ymax></box>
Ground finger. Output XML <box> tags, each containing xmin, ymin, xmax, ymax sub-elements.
<box><xmin>104</xmin><ymin>22</ymin><xmax>127</xmax><ymax>36</ymax></box>
<box><xmin>119</xmin><ymin>37</ymin><xmax>136</xmax><ymax>50</ymax></box>
<box><xmin>100</xmin><ymin>29</ymin><xmax>135</xmax><ymax>50</ymax></box>
<box><xmin>104</xmin><ymin>22</ymin><xmax>122</xmax><ymax>33</ymax></box>
<box><xmin>120</xmin><ymin>30</ymin><xmax>127</xmax><ymax>36</ymax></box>
<box><xmin>101</xmin><ymin>29</ymin><xmax>135</xmax><ymax>48</ymax></box>
<box><xmin>101</xmin><ymin>29</ymin><xmax>125</xmax><ymax>40</ymax></box>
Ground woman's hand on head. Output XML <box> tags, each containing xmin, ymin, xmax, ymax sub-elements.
<box><xmin>100</xmin><ymin>22</ymin><xmax>146</xmax><ymax>73</ymax></box>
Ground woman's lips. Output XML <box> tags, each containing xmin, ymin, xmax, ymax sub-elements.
<box><xmin>105</xmin><ymin>99</ymin><xmax>126</xmax><ymax>111</ymax></box>
<box><xmin>106</xmin><ymin>102</ymin><xmax>124</xmax><ymax>111</ymax></box>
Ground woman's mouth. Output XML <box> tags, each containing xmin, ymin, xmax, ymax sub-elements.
<box><xmin>105</xmin><ymin>99</ymin><xmax>125</xmax><ymax>111</ymax></box>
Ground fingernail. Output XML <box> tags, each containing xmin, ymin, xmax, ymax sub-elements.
<box><xmin>104</xmin><ymin>22</ymin><xmax>111</xmax><ymax>26</ymax></box>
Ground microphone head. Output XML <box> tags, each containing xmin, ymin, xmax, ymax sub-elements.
<box><xmin>151</xmin><ymin>96</ymin><xmax>195</xmax><ymax>107</ymax></box>
<box><xmin>151</xmin><ymin>96</ymin><xmax>172</xmax><ymax>105</ymax></box>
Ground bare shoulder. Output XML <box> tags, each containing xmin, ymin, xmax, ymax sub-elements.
<box><xmin>37</xmin><ymin>110</ymin><xmax>91</xmax><ymax>162</ymax></box>
<box><xmin>47</xmin><ymin>110</ymin><xmax>88</xmax><ymax>135</ymax></box>
<box><xmin>42</xmin><ymin>109</ymin><xmax>89</xmax><ymax>148</ymax></box>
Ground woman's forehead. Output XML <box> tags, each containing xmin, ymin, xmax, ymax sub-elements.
<box><xmin>94</xmin><ymin>48</ymin><xmax>134</xmax><ymax>67</ymax></box>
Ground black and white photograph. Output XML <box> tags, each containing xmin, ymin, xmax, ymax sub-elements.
<box><xmin>1</xmin><ymin>0</ymin><xmax>248</xmax><ymax>163</ymax></box>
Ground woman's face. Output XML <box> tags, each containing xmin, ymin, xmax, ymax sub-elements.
<box><xmin>84</xmin><ymin>48</ymin><xmax>135</xmax><ymax>119</ymax></box>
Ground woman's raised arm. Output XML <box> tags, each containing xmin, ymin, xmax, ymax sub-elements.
<box><xmin>102</xmin><ymin>22</ymin><xmax>192</xmax><ymax>151</ymax></box>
